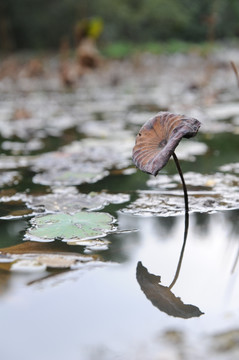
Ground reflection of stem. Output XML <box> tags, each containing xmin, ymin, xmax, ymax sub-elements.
<box><xmin>169</xmin><ymin>152</ymin><xmax>189</xmax><ymax>290</ymax></box>
<box><xmin>231</xmin><ymin>246</ymin><xmax>239</xmax><ymax>274</ymax></box>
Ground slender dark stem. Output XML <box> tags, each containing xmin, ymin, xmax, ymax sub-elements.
<box><xmin>172</xmin><ymin>152</ymin><xmax>189</xmax><ymax>214</ymax></box>
<box><xmin>231</xmin><ymin>245</ymin><xmax>239</xmax><ymax>273</ymax></box>
<box><xmin>169</xmin><ymin>151</ymin><xmax>189</xmax><ymax>290</ymax></box>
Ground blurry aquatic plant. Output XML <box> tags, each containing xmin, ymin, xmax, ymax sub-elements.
<box><xmin>230</xmin><ymin>61</ymin><xmax>239</xmax><ymax>88</ymax></box>
<box><xmin>229</xmin><ymin>61</ymin><xmax>239</xmax><ymax>272</ymax></box>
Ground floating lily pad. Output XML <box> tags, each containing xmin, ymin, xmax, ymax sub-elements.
<box><xmin>2</xmin><ymin>139</ymin><xmax>43</xmax><ymax>155</ymax></box>
<box><xmin>0</xmin><ymin>192</ymin><xmax>34</xmax><ymax>219</ymax></box>
<box><xmin>0</xmin><ymin>241</ymin><xmax>98</xmax><ymax>272</ymax></box>
<box><xmin>67</xmin><ymin>238</ymin><xmax>111</xmax><ymax>250</ymax></box>
<box><xmin>31</xmin><ymin>151</ymin><xmax>110</xmax><ymax>186</ymax></box>
<box><xmin>123</xmin><ymin>190</ymin><xmax>239</xmax><ymax>217</ymax></box>
<box><xmin>61</xmin><ymin>137</ymin><xmax>133</xmax><ymax>170</ymax></box>
<box><xmin>122</xmin><ymin>172</ymin><xmax>239</xmax><ymax>216</ymax></box>
<box><xmin>0</xmin><ymin>155</ymin><xmax>34</xmax><ymax>170</ymax></box>
<box><xmin>31</xmin><ymin>135</ymin><xmax>134</xmax><ymax>186</ymax></box>
<box><xmin>78</xmin><ymin>119</ymin><xmax>133</xmax><ymax>139</ymax></box>
<box><xmin>0</xmin><ymin>94</ymin><xmax>80</xmax><ymax>140</ymax></box>
<box><xmin>27</xmin><ymin>187</ymin><xmax>129</xmax><ymax>214</ymax></box>
<box><xmin>33</xmin><ymin>168</ymin><xmax>109</xmax><ymax>186</ymax></box>
<box><xmin>175</xmin><ymin>141</ymin><xmax>208</xmax><ymax>161</ymax></box>
<box><xmin>0</xmin><ymin>171</ymin><xmax>21</xmax><ymax>187</ymax></box>
<box><xmin>220</xmin><ymin>162</ymin><xmax>239</xmax><ymax>174</ymax></box>
<box><xmin>25</xmin><ymin>211</ymin><xmax>116</xmax><ymax>243</ymax></box>
<box><xmin>0</xmin><ymin>199</ymin><xmax>33</xmax><ymax>219</ymax></box>
<box><xmin>147</xmin><ymin>171</ymin><xmax>239</xmax><ymax>192</ymax></box>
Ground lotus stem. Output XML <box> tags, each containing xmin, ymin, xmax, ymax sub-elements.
<box><xmin>169</xmin><ymin>152</ymin><xmax>189</xmax><ymax>289</ymax></box>
<box><xmin>172</xmin><ymin>152</ymin><xmax>189</xmax><ymax>214</ymax></box>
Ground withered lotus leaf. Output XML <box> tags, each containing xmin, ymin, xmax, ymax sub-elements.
<box><xmin>132</xmin><ymin>112</ymin><xmax>201</xmax><ymax>176</ymax></box>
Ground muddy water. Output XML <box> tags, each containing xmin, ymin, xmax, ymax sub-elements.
<box><xmin>1</xmin><ymin>50</ymin><xmax>239</xmax><ymax>359</ymax></box>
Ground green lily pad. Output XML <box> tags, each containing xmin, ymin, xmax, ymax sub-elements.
<box><xmin>25</xmin><ymin>211</ymin><xmax>116</xmax><ymax>243</ymax></box>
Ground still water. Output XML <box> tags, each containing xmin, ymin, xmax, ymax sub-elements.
<box><xmin>1</xmin><ymin>50</ymin><xmax>239</xmax><ymax>359</ymax></box>
<box><xmin>1</xmin><ymin>209</ymin><xmax>239</xmax><ymax>359</ymax></box>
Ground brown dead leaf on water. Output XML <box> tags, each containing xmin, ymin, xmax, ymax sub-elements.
<box><xmin>0</xmin><ymin>241</ymin><xmax>98</xmax><ymax>271</ymax></box>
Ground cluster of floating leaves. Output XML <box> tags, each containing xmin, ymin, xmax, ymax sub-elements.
<box><xmin>26</xmin><ymin>186</ymin><xmax>130</xmax><ymax>214</ymax></box>
<box><xmin>122</xmin><ymin>171</ymin><xmax>239</xmax><ymax>216</ymax></box>
<box><xmin>1</xmin><ymin>50</ymin><xmax>239</xmax><ymax>279</ymax></box>
<box><xmin>29</xmin><ymin>136</ymin><xmax>133</xmax><ymax>186</ymax></box>
<box><xmin>0</xmin><ymin>210</ymin><xmax>117</xmax><ymax>273</ymax></box>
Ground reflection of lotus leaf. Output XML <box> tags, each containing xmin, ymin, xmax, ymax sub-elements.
<box><xmin>136</xmin><ymin>262</ymin><xmax>204</xmax><ymax>319</ymax></box>
<box><xmin>25</xmin><ymin>211</ymin><xmax>116</xmax><ymax>243</ymax></box>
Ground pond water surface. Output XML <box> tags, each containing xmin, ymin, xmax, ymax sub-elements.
<box><xmin>1</xmin><ymin>49</ymin><xmax>239</xmax><ymax>359</ymax></box>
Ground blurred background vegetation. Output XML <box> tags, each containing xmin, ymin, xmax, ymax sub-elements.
<box><xmin>1</xmin><ymin>0</ymin><xmax>239</xmax><ymax>54</ymax></box>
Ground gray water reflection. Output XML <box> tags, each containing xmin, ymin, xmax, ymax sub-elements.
<box><xmin>135</xmin><ymin>202</ymin><xmax>205</xmax><ymax>319</ymax></box>
<box><xmin>0</xmin><ymin>211</ymin><xmax>239</xmax><ymax>359</ymax></box>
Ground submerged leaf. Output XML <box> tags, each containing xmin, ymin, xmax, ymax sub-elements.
<box><xmin>25</xmin><ymin>211</ymin><xmax>116</xmax><ymax>243</ymax></box>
